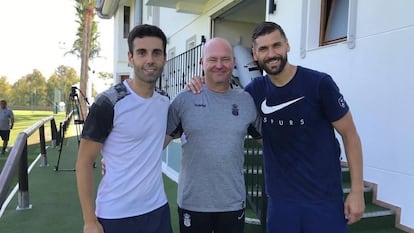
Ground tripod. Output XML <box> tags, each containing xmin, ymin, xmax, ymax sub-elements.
<box><xmin>54</xmin><ymin>87</ymin><xmax>88</xmax><ymax>171</ymax></box>
<box><xmin>71</xmin><ymin>87</ymin><xmax>85</xmax><ymax>145</ymax></box>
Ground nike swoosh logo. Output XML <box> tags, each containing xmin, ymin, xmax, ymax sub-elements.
<box><xmin>261</xmin><ymin>96</ymin><xmax>304</xmax><ymax>114</ymax></box>
<box><xmin>237</xmin><ymin>211</ymin><xmax>245</xmax><ymax>220</ymax></box>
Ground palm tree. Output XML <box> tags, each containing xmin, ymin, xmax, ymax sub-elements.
<box><xmin>67</xmin><ymin>0</ymin><xmax>100</xmax><ymax>120</ymax></box>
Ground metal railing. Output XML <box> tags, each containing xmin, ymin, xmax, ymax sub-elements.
<box><xmin>244</xmin><ymin>137</ymin><xmax>267</xmax><ymax>232</ymax></box>
<box><xmin>159</xmin><ymin>37</ymin><xmax>205</xmax><ymax>99</ymax></box>
<box><xmin>0</xmin><ymin>116</ymin><xmax>58</xmax><ymax>210</ymax></box>
<box><xmin>54</xmin><ymin>111</ymin><xmax>75</xmax><ymax>171</ymax></box>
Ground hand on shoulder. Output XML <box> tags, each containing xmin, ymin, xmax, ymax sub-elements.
<box><xmin>186</xmin><ymin>76</ymin><xmax>204</xmax><ymax>93</ymax></box>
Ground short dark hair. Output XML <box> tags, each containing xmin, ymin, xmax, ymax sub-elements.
<box><xmin>252</xmin><ymin>21</ymin><xmax>287</xmax><ymax>42</ymax></box>
<box><xmin>128</xmin><ymin>24</ymin><xmax>167</xmax><ymax>56</ymax></box>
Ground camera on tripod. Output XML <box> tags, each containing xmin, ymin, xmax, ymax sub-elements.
<box><xmin>70</xmin><ymin>87</ymin><xmax>84</xmax><ymax>125</ymax></box>
<box><xmin>55</xmin><ymin>85</ymin><xmax>87</xmax><ymax>171</ymax></box>
<box><xmin>70</xmin><ymin>86</ymin><xmax>78</xmax><ymax>99</ymax></box>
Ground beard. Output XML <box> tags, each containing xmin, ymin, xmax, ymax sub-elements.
<box><xmin>257</xmin><ymin>55</ymin><xmax>288</xmax><ymax>76</ymax></box>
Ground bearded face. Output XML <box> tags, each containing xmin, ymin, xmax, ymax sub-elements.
<box><xmin>257</xmin><ymin>53</ymin><xmax>288</xmax><ymax>76</ymax></box>
<box><xmin>252</xmin><ymin>30</ymin><xmax>290</xmax><ymax>76</ymax></box>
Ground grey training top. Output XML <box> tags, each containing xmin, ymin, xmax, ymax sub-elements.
<box><xmin>167</xmin><ymin>85</ymin><xmax>258</xmax><ymax>212</ymax></box>
<box><xmin>0</xmin><ymin>108</ymin><xmax>14</xmax><ymax>130</ymax></box>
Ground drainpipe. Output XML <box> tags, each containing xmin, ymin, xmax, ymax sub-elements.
<box><xmin>134</xmin><ymin>0</ymin><xmax>142</xmax><ymax>26</ymax></box>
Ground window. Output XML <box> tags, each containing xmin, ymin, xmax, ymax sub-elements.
<box><xmin>300</xmin><ymin>0</ymin><xmax>356</xmax><ymax>58</ymax></box>
<box><xmin>320</xmin><ymin>0</ymin><xmax>349</xmax><ymax>46</ymax></box>
<box><xmin>186</xmin><ymin>35</ymin><xmax>197</xmax><ymax>51</ymax></box>
<box><xmin>123</xmin><ymin>6</ymin><xmax>131</xmax><ymax>39</ymax></box>
<box><xmin>146</xmin><ymin>6</ymin><xmax>160</xmax><ymax>26</ymax></box>
<box><xmin>168</xmin><ymin>47</ymin><xmax>176</xmax><ymax>60</ymax></box>
<box><xmin>120</xmin><ymin>75</ymin><xmax>130</xmax><ymax>82</ymax></box>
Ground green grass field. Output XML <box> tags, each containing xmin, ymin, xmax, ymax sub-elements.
<box><xmin>8</xmin><ymin>110</ymin><xmax>67</xmax><ymax>146</ymax></box>
<box><xmin>0</xmin><ymin>110</ymin><xmax>67</xmax><ymax>174</ymax></box>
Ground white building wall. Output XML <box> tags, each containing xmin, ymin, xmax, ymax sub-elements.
<box><xmin>143</xmin><ymin>0</ymin><xmax>252</xmax><ymax>55</ymax></box>
<box><xmin>112</xmin><ymin>1</ymin><xmax>135</xmax><ymax>83</ymax></box>
<box><xmin>214</xmin><ymin>20</ymin><xmax>258</xmax><ymax>48</ymax></box>
<box><xmin>142</xmin><ymin>1</ymin><xmax>209</xmax><ymax>54</ymax></box>
<box><xmin>163</xmin><ymin>15</ymin><xmax>210</xmax><ymax>54</ymax></box>
<box><xmin>156</xmin><ymin>8</ymin><xmax>199</xmax><ymax>39</ymax></box>
<box><xmin>267</xmin><ymin>0</ymin><xmax>414</xmax><ymax>228</ymax></box>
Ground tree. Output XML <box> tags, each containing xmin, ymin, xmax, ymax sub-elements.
<box><xmin>66</xmin><ymin>0</ymin><xmax>99</xmax><ymax>120</ymax></box>
<box><xmin>46</xmin><ymin>65</ymin><xmax>80</xmax><ymax>109</ymax></box>
<box><xmin>12</xmin><ymin>70</ymin><xmax>47</xmax><ymax>108</ymax></box>
<box><xmin>97</xmin><ymin>71</ymin><xmax>113</xmax><ymax>81</ymax></box>
<box><xmin>0</xmin><ymin>76</ymin><xmax>13</xmax><ymax>103</ymax></box>
<box><xmin>93</xmin><ymin>71</ymin><xmax>113</xmax><ymax>96</ymax></box>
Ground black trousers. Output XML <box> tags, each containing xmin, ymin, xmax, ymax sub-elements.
<box><xmin>178</xmin><ymin>206</ymin><xmax>245</xmax><ymax>233</ymax></box>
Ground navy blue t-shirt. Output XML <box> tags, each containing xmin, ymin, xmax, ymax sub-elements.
<box><xmin>245</xmin><ymin>66</ymin><xmax>349</xmax><ymax>202</ymax></box>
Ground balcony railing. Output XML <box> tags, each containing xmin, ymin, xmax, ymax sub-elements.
<box><xmin>159</xmin><ymin>37</ymin><xmax>205</xmax><ymax>99</ymax></box>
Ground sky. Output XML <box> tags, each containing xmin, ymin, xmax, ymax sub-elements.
<box><xmin>0</xmin><ymin>0</ymin><xmax>114</xmax><ymax>84</ymax></box>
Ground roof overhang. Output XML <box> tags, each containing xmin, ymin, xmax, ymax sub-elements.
<box><xmin>146</xmin><ymin>0</ymin><xmax>209</xmax><ymax>14</ymax></box>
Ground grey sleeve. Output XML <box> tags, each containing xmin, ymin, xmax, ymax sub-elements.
<box><xmin>166</xmin><ymin>96</ymin><xmax>183</xmax><ymax>137</ymax></box>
